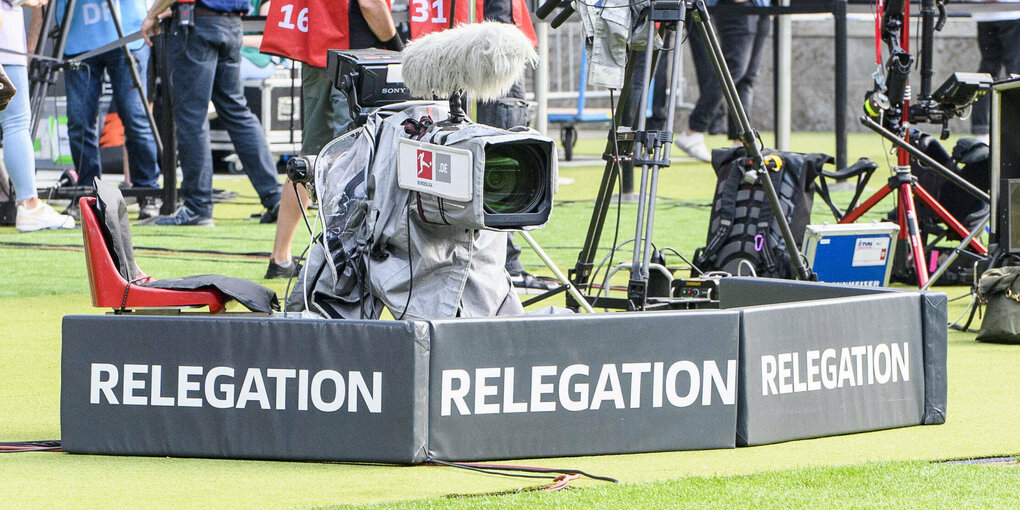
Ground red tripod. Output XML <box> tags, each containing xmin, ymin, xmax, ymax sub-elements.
<box><xmin>839</xmin><ymin>159</ymin><xmax>987</xmax><ymax>288</ymax></box>
<box><xmin>843</xmin><ymin>0</ymin><xmax>988</xmax><ymax>288</ymax></box>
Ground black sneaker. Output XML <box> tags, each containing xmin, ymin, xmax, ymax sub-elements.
<box><xmin>265</xmin><ymin>257</ymin><xmax>302</xmax><ymax>279</ymax></box>
<box><xmin>154</xmin><ymin>205</ymin><xmax>214</xmax><ymax>227</ymax></box>
<box><xmin>259</xmin><ymin>202</ymin><xmax>280</xmax><ymax>224</ymax></box>
<box><xmin>138</xmin><ymin>196</ymin><xmax>159</xmax><ymax>220</ymax></box>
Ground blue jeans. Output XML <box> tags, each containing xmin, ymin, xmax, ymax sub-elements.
<box><xmin>65</xmin><ymin>45</ymin><xmax>159</xmax><ymax>188</ymax></box>
<box><xmin>167</xmin><ymin>15</ymin><xmax>281</xmax><ymax>217</ymax></box>
<box><xmin>0</xmin><ymin>65</ymin><xmax>37</xmax><ymax>201</ymax></box>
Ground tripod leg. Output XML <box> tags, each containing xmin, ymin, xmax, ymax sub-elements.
<box><xmin>574</xmin><ymin>50</ymin><xmax>642</xmax><ymax>288</ymax></box>
<box><xmin>913</xmin><ymin>184</ymin><xmax>988</xmax><ymax>255</ymax></box>
<box><xmin>29</xmin><ymin>0</ymin><xmax>77</xmax><ymax>139</ymax></box>
<box><xmin>900</xmin><ymin>181</ymin><xmax>930</xmax><ymax>287</ymax></box>
<box><xmin>923</xmin><ymin>214</ymin><xmax>989</xmax><ymax>290</ymax></box>
<box><xmin>519</xmin><ymin>232</ymin><xmax>595</xmax><ymax>313</ymax></box>
<box><xmin>640</xmin><ymin>25</ymin><xmax>686</xmax><ymax>283</ymax></box>
<box><xmin>628</xmin><ymin>22</ymin><xmax>658</xmax><ymax>288</ymax></box>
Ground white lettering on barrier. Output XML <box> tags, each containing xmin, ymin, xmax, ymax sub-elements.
<box><xmin>91</xmin><ymin>363</ymin><xmax>118</xmax><ymax>404</ymax></box>
<box><xmin>760</xmin><ymin>342</ymin><xmax>910</xmax><ymax>396</ymax></box>
<box><xmin>439</xmin><ymin>360</ymin><xmax>738</xmax><ymax>416</ymax></box>
<box><xmin>89</xmin><ymin>364</ymin><xmax>383</xmax><ymax>413</ymax></box>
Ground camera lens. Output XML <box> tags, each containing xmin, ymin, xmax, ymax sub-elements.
<box><xmin>483</xmin><ymin>143</ymin><xmax>545</xmax><ymax>214</ymax></box>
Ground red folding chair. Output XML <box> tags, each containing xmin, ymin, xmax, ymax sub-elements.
<box><xmin>79</xmin><ymin>197</ymin><xmax>227</xmax><ymax>313</ymax></box>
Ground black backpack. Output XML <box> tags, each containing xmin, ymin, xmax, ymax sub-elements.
<box><xmin>910</xmin><ymin>133</ymin><xmax>990</xmax><ymax>237</ymax></box>
<box><xmin>693</xmin><ymin>147</ymin><xmax>831</xmax><ymax>279</ymax></box>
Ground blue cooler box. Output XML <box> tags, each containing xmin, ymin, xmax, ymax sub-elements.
<box><xmin>802</xmin><ymin>223</ymin><xmax>900</xmax><ymax>287</ymax></box>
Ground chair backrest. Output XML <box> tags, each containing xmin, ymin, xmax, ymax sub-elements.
<box><xmin>79</xmin><ymin>197</ymin><xmax>127</xmax><ymax>307</ymax></box>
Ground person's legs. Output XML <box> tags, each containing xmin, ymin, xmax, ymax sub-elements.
<box><xmin>3</xmin><ymin>65</ymin><xmax>75</xmax><ymax>231</ymax></box>
<box><xmin>999</xmin><ymin>19</ymin><xmax>1020</xmax><ymax>78</ymax></box>
<box><xmin>269</xmin><ymin>181</ymin><xmax>309</xmax><ymax>266</ymax></box>
<box><xmin>108</xmin><ymin>46</ymin><xmax>159</xmax><ymax>188</ymax></box>
<box><xmin>505</xmin><ymin>233</ymin><xmax>525</xmax><ymax>275</ymax></box>
<box><xmin>678</xmin><ymin>14</ymin><xmax>754</xmax><ymax>160</ymax></box>
<box><xmin>686</xmin><ymin>18</ymin><xmax>722</xmax><ymax>135</ymax></box>
<box><xmin>972</xmin><ymin>21</ymin><xmax>1003</xmax><ymax>135</ymax></box>
<box><xmin>726</xmin><ymin>14</ymin><xmax>770</xmax><ymax>140</ymax></box>
<box><xmin>163</xmin><ymin>17</ymin><xmax>218</xmax><ymax>222</ymax></box>
<box><xmin>1</xmin><ymin>65</ymin><xmax>38</xmax><ymax>204</ymax></box>
<box><xmin>268</xmin><ymin>64</ymin><xmax>350</xmax><ymax>274</ymax></box>
<box><xmin>208</xmin><ymin>17</ymin><xmax>280</xmax><ymax>211</ymax></box>
<box><xmin>64</xmin><ymin>54</ymin><xmax>106</xmax><ymax>187</ymax></box>
<box><xmin>711</xmin><ymin>12</ymin><xmax>756</xmax><ymax>141</ymax></box>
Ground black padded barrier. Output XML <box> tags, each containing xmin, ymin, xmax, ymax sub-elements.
<box><xmin>426</xmin><ymin>311</ymin><xmax>741</xmax><ymax>460</ymax></box>
<box><xmin>61</xmin><ymin>315</ymin><xmax>430</xmax><ymax>463</ymax></box>
<box><xmin>60</xmin><ymin>278</ymin><xmax>947</xmax><ymax>462</ymax></box>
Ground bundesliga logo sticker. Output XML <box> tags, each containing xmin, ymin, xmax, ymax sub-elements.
<box><xmin>416</xmin><ymin>149</ymin><xmax>452</xmax><ymax>184</ymax></box>
<box><xmin>417</xmin><ymin>149</ymin><xmax>432</xmax><ymax>180</ymax></box>
<box><xmin>398</xmin><ymin>139</ymin><xmax>472</xmax><ymax>201</ymax></box>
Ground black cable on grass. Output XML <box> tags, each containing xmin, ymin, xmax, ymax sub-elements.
<box><xmin>0</xmin><ymin>440</ymin><xmax>61</xmax><ymax>453</ymax></box>
<box><xmin>662</xmin><ymin>246</ymin><xmax>704</xmax><ymax>276</ymax></box>
<box><xmin>427</xmin><ymin>458</ymin><xmax>619</xmax><ymax>484</ymax></box>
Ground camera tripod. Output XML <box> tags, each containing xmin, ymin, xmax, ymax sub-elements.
<box><xmin>539</xmin><ymin>0</ymin><xmax>811</xmax><ymax>311</ymax></box>
<box><xmin>27</xmin><ymin>0</ymin><xmax>169</xmax><ymax>210</ymax></box>
<box><xmin>846</xmin><ymin>0</ymin><xmax>991</xmax><ymax>289</ymax></box>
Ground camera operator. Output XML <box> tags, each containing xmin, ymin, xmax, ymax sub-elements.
<box><xmin>259</xmin><ymin>0</ymin><xmax>402</xmax><ymax>278</ymax></box>
<box><xmin>140</xmin><ymin>0</ymin><xmax>283</xmax><ymax>227</ymax></box>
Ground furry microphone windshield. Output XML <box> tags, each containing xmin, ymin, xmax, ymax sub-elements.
<box><xmin>400</xmin><ymin>22</ymin><xmax>538</xmax><ymax>102</ymax></box>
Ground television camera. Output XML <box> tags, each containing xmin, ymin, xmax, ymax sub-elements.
<box><xmin>284</xmin><ymin>23</ymin><xmax>565</xmax><ymax>320</ymax></box>
<box><xmin>290</xmin><ymin>38</ymin><xmax>555</xmax><ymax>232</ymax></box>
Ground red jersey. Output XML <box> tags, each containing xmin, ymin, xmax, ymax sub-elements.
<box><xmin>408</xmin><ymin>0</ymin><xmax>537</xmax><ymax>46</ymax></box>
<box><xmin>261</xmin><ymin>0</ymin><xmax>388</xmax><ymax>68</ymax></box>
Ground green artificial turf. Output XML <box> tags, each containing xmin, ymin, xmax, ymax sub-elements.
<box><xmin>362</xmin><ymin>461</ymin><xmax>1020</xmax><ymax>509</ymax></box>
<box><xmin>1</xmin><ymin>133</ymin><xmax>1018</xmax><ymax>509</ymax></box>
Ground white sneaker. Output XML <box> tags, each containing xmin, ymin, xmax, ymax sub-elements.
<box><xmin>674</xmin><ymin>131</ymin><xmax>711</xmax><ymax>162</ymax></box>
<box><xmin>16</xmin><ymin>202</ymin><xmax>76</xmax><ymax>232</ymax></box>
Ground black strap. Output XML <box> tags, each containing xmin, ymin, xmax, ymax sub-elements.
<box><xmin>815</xmin><ymin>157</ymin><xmax>877</xmax><ymax>221</ymax></box>
<box><xmin>700</xmin><ymin>164</ymin><xmax>746</xmax><ymax>264</ymax></box>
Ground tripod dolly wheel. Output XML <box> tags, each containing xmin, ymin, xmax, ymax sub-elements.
<box><xmin>560</xmin><ymin>125</ymin><xmax>577</xmax><ymax>161</ymax></box>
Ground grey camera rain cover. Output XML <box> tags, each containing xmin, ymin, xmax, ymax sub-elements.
<box><xmin>295</xmin><ymin>103</ymin><xmax>523</xmax><ymax>320</ymax></box>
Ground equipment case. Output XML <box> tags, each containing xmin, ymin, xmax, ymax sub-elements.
<box><xmin>802</xmin><ymin>222</ymin><xmax>900</xmax><ymax>287</ymax></box>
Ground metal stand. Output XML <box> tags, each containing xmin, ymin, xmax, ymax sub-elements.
<box><xmin>849</xmin><ymin>0</ymin><xmax>990</xmax><ymax>288</ymax></box>
<box><xmin>567</xmin><ymin>0</ymin><xmax>810</xmax><ymax>312</ymax></box>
